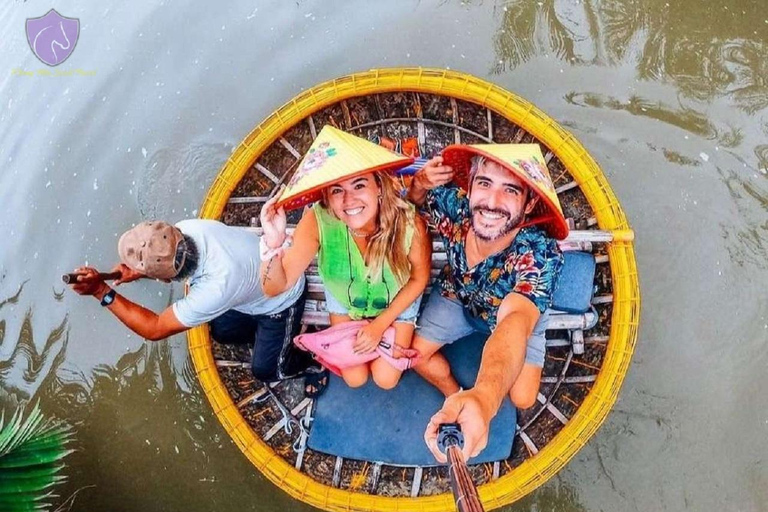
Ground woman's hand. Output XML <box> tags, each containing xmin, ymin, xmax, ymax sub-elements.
<box><xmin>260</xmin><ymin>194</ymin><xmax>287</xmax><ymax>249</ymax></box>
<box><xmin>354</xmin><ymin>320</ymin><xmax>387</xmax><ymax>354</ymax></box>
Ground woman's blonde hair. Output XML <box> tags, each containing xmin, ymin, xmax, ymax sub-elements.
<box><xmin>320</xmin><ymin>171</ymin><xmax>413</xmax><ymax>285</ymax></box>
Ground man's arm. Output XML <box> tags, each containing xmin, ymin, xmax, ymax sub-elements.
<box><xmin>423</xmin><ymin>293</ymin><xmax>540</xmax><ymax>463</ymax></box>
<box><xmin>471</xmin><ymin>294</ymin><xmax>540</xmax><ymax>419</ymax></box>
<box><xmin>71</xmin><ymin>267</ymin><xmax>188</xmax><ymax>341</ymax></box>
<box><xmin>406</xmin><ymin>156</ymin><xmax>454</xmax><ymax>206</ymax></box>
<box><xmin>97</xmin><ymin>286</ymin><xmax>188</xmax><ymax>341</ymax></box>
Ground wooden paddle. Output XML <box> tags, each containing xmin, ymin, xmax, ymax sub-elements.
<box><xmin>62</xmin><ymin>271</ymin><xmax>122</xmax><ymax>284</ymax></box>
<box><xmin>438</xmin><ymin>423</ymin><xmax>485</xmax><ymax>512</ymax></box>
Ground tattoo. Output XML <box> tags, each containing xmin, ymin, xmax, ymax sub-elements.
<box><xmin>261</xmin><ymin>256</ymin><xmax>275</xmax><ymax>287</ymax></box>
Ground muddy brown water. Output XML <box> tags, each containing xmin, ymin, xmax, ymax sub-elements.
<box><xmin>1</xmin><ymin>1</ymin><xmax>766</xmax><ymax>511</ymax></box>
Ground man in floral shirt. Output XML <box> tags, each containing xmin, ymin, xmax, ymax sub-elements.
<box><xmin>406</xmin><ymin>144</ymin><xmax>567</xmax><ymax>463</ymax></box>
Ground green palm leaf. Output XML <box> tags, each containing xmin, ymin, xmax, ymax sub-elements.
<box><xmin>0</xmin><ymin>403</ymin><xmax>73</xmax><ymax>512</ymax></box>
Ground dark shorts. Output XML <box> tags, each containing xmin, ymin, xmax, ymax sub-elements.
<box><xmin>209</xmin><ymin>287</ymin><xmax>319</xmax><ymax>382</ymax></box>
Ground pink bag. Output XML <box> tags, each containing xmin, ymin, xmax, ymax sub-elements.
<box><xmin>293</xmin><ymin>320</ymin><xmax>421</xmax><ymax>377</ymax></box>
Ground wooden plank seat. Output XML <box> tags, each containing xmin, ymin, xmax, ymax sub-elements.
<box><xmin>245</xmin><ymin>226</ymin><xmax>608</xmax><ymax>343</ymax></box>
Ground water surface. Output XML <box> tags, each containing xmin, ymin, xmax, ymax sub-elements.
<box><xmin>1</xmin><ymin>1</ymin><xmax>766</xmax><ymax>510</ymax></box>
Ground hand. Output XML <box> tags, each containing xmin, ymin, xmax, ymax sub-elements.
<box><xmin>112</xmin><ymin>263</ymin><xmax>144</xmax><ymax>286</ymax></box>
<box><xmin>413</xmin><ymin>156</ymin><xmax>454</xmax><ymax>191</ymax></box>
<box><xmin>353</xmin><ymin>321</ymin><xmax>387</xmax><ymax>355</ymax></box>
<box><xmin>259</xmin><ymin>194</ymin><xmax>287</xmax><ymax>249</ymax></box>
<box><xmin>424</xmin><ymin>389</ymin><xmax>494</xmax><ymax>463</ymax></box>
<box><xmin>69</xmin><ymin>266</ymin><xmax>111</xmax><ymax>299</ymax></box>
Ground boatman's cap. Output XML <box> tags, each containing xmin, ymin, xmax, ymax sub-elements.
<box><xmin>441</xmin><ymin>143</ymin><xmax>569</xmax><ymax>240</ymax></box>
<box><xmin>118</xmin><ymin>221</ymin><xmax>185</xmax><ymax>279</ymax></box>
<box><xmin>275</xmin><ymin>125</ymin><xmax>414</xmax><ymax>211</ymax></box>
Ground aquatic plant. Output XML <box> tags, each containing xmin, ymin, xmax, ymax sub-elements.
<box><xmin>0</xmin><ymin>402</ymin><xmax>74</xmax><ymax>512</ymax></box>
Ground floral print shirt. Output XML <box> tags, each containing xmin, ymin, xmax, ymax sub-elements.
<box><xmin>422</xmin><ymin>185</ymin><xmax>564</xmax><ymax>330</ymax></box>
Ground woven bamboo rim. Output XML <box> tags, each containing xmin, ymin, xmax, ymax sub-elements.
<box><xmin>187</xmin><ymin>68</ymin><xmax>641</xmax><ymax>512</ymax></box>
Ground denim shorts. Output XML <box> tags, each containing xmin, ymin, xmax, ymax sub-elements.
<box><xmin>324</xmin><ymin>289</ymin><xmax>423</xmax><ymax>324</ymax></box>
<box><xmin>415</xmin><ymin>292</ymin><xmax>549</xmax><ymax>367</ymax></box>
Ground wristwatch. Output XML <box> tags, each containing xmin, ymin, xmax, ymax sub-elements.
<box><xmin>100</xmin><ymin>288</ymin><xmax>117</xmax><ymax>307</ymax></box>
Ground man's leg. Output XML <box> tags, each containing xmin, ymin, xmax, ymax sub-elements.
<box><xmin>411</xmin><ymin>335</ymin><xmax>460</xmax><ymax>396</ymax></box>
<box><xmin>508</xmin><ymin>364</ymin><xmax>542</xmax><ymax>409</ymax></box>
<box><xmin>412</xmin><ymin>293</ymin><xmax>475</xmax><ymax>396</ymax></box>
<box><xmin>209</xmin><ymin>309</ymin><xmax>257</xmax><ymax>345</ymax></box>
<box><xmin>508</xmin><ymin>310</ymin><xmax>549</xmax><ymax>408</ymax></box>
<box><xmin>252</xmin><ymin>290</ymin><xmax>313</xmax><ymax>382</ymax></box>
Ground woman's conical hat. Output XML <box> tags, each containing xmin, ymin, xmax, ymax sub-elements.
<box><xmin>441</xmin><ymin>143</ymin><xmax>569</xmax><ymax>239</ymax></box>
<box><xmin>275</xmin><ymin>126</ymin><xmax>414</xmax><ymax>210</ymax></box>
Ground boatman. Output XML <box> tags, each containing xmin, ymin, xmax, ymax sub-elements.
<box><xmin>67</xmin><ymin>219</ymin><xmax>324</xmax><ymax>390</ymax></box>
<box><xmin>406</xmin><ymin>144</ymin><xmax>567</xmax><ymax>463</ymax></box>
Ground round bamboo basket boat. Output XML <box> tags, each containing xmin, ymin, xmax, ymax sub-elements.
<box><xmin>187</xmin><ymin>68</ymin><xmax>640</xmax><ymax>511</ymax></box>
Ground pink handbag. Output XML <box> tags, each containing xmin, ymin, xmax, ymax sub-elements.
<box><xmin>293</xmin><ymin>320</ymin><xmax>421</xmax><ymax>377</ymax></box>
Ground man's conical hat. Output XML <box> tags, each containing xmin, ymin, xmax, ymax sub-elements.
<box><xmin>275</xmin><ymin>126</ymin><xmax>414</xmax><ymax>210</ymax></box>
<box><xmin>441</xmin><ymin>143</ymin><xmax>569</xmax><ymax>239</ymax></box>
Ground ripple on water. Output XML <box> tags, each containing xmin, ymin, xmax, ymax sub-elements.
<box><xmin>135</xmin><ymin>142</ymin><xmax>233</xmax><ymax>221</ymax></box>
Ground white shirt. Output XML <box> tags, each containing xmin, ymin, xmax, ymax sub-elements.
<box><xmin>171</xmin><ymin>219</ymin><xmax>304</xmax><ymax>327</ymax></box>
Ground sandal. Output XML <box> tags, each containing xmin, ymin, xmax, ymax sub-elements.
<box><xmin>304</xmin><ymin>369</ymin><xmax>329</xmax><ymax>399</ymax></box>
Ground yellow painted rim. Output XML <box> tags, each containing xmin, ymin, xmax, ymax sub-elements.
<box><xmin>188</xmin><ymin>68</ymin><xmax>640</xmax><ymax>511</ymax></box>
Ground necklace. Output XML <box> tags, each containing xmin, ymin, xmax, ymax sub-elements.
<box><xmin>348</xmin><ymin>227</ymin><xmax>375</xmax><ymax>239</ymax></box>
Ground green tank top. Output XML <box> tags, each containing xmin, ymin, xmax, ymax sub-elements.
<box><xmin>314</xmin><ymin>204</ymin><xmax>415</xmax><ymax>320</ymax></box>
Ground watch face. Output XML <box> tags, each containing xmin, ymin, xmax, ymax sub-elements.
<box><xmin>102</xmin><ymin>290</ymin><xmax>115</xmax><ymax>306</ymax></box>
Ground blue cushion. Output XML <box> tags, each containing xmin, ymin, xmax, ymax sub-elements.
<box><xmin>308</xmin><ymin>332</ymin><xmax>516</xmax><ymax>466</ymax></box>
<box><xmin>551</xmin><ymin>251</ymin><xmax>596</xmax><ymax>314</ymax></box>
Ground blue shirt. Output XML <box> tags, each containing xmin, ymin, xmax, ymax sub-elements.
<box><xmin>172</xmin><ymin>220</ymin><xmax>305</xmax><ymax>327</ymax></box>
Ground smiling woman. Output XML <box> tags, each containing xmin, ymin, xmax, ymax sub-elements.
<box><xmin>259</xmin><ymin>126</ymin><xmax>431</xmax><ymax>390</ymax></box>
<box><xmin>187</xmin><ymin>68</ymin><xmax>640</xmax><ymax>511</ymax></box>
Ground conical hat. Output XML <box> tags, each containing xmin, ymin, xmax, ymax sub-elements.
<box><xmin>275</xmin><ymin>126</ymin><xmax>414</xmax><ymax>210</ymax></box>
<box><xmin>441</xmin><ymin>143</ymin><xmax>569</xmax><ymax>240</ymax></box>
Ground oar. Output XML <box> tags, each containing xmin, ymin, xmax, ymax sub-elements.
<box><xmin>62</xmin><ymin>271</ymin><xmax>122</xmax><ymax>284</ymax></box>
<box><xmin>438</xmin><ymin>423</ymin><xmax>485</xmax><ymax>512</ymax></box>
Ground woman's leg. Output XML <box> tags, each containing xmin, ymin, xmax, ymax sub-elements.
<box><xmin>341</xmin><ymin>364</ymin><xmax>369</xmax><ymax>387</ymax></box>
<box><xmin>370</xmin><ymin>322</ymin><xmax>414</xmax><ymax>390</ymax></box>
<box><xmin>328</xmin><ymin>313</ymin><xmax>372</xmax><ymax>387</ymax></box>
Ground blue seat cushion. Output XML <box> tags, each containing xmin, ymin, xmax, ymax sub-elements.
<box><xmin>307</xmin><ymin>332</ymin><xmax>516</xmax><ymax>466</ymax></box>
<box><xmin>551</xmin><ymin>251</ymin><xmax>596</xmax><ymax>314</ymax></box>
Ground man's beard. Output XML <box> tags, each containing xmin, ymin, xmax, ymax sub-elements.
<box><xmin>470</xmin><ymin>206</ymin><xmax>526</xmax><ymax>242</ymax></box>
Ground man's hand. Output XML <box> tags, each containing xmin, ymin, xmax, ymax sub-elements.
<box><xmin>407</xmin><ymin>156</ymin><xmax>455</xmax><ymax>206</ymax></box>
<box><xmin>354</xmin><ymin>320</ymin><xmax>386</xmax><ymax>355</ymax></box>
<box><xmin>112</xmin><ymin>263</ymin><xmax>144</xmax><ymax>286</ymax></box>
<box><xmin>260</xmin><ymin>194</ymin><xmax>288</xmax><ymax>249</ymax></box>
<box><xmin>69</xmin><ymin>267</ymin><xmax>110</xmax><ymax>299</ymax></box>
<box><xmin>424</xmin><ymin>389</ymin><xmax>495</xmax><ymax>463</ymax></box>
<box><xmin>413</xmin><ymin>156</ymin><xmax>454</xmax><ymax>191</ymax></box>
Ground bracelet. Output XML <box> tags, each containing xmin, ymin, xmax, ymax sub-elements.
<box><xmin>259</xmin><ymin>236</ymin><xmax>291</xmax><ymax>262</ymax></box>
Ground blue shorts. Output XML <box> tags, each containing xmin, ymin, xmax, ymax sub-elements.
<box><xmin>324</xmin><ymin>289</ymin><xmax>423</xmax><ymax>325</ymax></box>
<box><xmin>414</xmin><ymin>292</ymin><xmax>549</xmax><ymax>367</ymax></box>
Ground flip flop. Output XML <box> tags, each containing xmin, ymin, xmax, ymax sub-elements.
<box><xmin>304</xmin><ymin>369</ymin><xmax>329</xmax><ymax>399</ymax></box>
